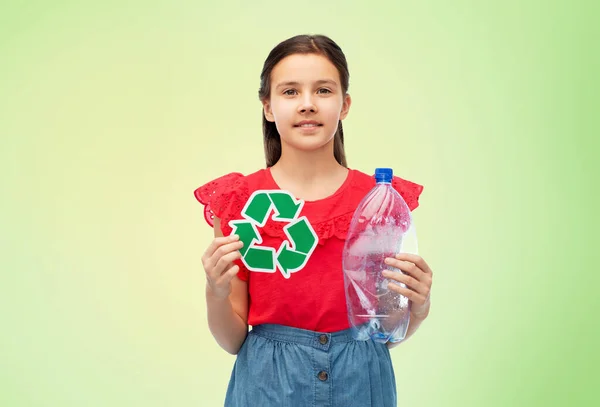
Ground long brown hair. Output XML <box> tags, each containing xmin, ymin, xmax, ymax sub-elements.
<box><xmin>258</xmin><ymin>34</ymin><xmax>350</xmax><ymax>168</ymax></box>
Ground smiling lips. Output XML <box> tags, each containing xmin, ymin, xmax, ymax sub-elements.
<box><xmin>294</xmin><ymin>120</ymin><xmax>323</xmax><ymax>128</ymax></box>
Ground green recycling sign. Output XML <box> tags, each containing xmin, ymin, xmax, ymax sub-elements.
<box><xmin>228</xmin><ymin>190</ymin><xmax>318</xmax><ymax>279</ymax></box>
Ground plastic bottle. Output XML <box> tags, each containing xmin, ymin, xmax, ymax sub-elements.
<box><xmin>342</xmin><ymin>168</ymin><xmax>418</xmax><ymax>343</ymax></box>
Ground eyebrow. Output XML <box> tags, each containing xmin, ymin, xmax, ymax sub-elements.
<box><xmin>275</xmin><ymin>79</ymin><xmax>338</xmax><ymax>89</ymax></box>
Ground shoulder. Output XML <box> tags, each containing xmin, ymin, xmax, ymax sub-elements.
<box><xmin>193</xmin><ymin>172</ymin><xmax>246</xmax><ymax>207</ymax></box>
<box><xmin>193</xmin><ymin>169</ymin><xmax>269</xmax><ymax>227</ymax></box>
<box><xmin>349</xmin><ymin>169</ymin><xmax>376</xmax><ymax>190</ymax></box>
<box><xmin>349</xmin><ymin>168</ymin><xmax>424</xmax><ymax>211</ymax></box>
<box><xmin>193</xmin><ymin>169</ymin><xmax>269</xmax><ymax>200</ymax></box>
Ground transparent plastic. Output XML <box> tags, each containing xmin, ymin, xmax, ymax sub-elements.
<box><xmin>342</xmin><ymin>168</ymin><xmax>418</xmax><ymax>343</ymax></box>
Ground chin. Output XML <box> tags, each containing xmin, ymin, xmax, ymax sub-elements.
<box><xmin>282</xmin><ymin>134</ymin><xmax>335</xmax><ymax>152</ymax></box>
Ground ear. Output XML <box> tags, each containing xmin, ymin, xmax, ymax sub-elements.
<box><xmin>262</xmin><ymin>99</ymin><xmax>275</xmax><ymax>122</ymax></box>
<box><xmin>339</xmin><ymin>93</ymin><xmax>352</xmax><ymax>120</ymax></box>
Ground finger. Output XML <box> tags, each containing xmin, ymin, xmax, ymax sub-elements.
<box><xmin>212</xmin><ymin>240</ymin><xmax>244</xmax><ymax>262</ymax></box>
<box><xmin>382</xmin><ymin>270</ymin><xmax>427</xmax><ymax>295</ymax></box>
<box><xmin>203</xmin><ymin>235</ymin><xmax>240</xmax><ymax>272</ymax></box>
<box><xmin>203</xmin><ymin>234</ymin><xmax>240</xmax><ymax>260</ymax></box>
<box><xmin>387</xmin><ymin>283</ymin><xmax>427</xmax><ymax>305</ymax></box>
<box><xmin>213</xmin><ymin>250</ymin><xmax>243</xmax><ymax>276</ymax></box>
<box><xmin>205</xmin><ymin>239</ymin><xmax>244</xmax><ymax>273</ymax></box>
<box><xmin>394</xmin><ymin>253</ymin><xmax>433</xmax><ymax>275</ymax></box>
<box><xmin>217</xmin><ymin>264</ymin><xmax>240</xmax><ymax>285</ymax></box>
<box><xmin>384</xmin><ymin>258</ymin><xmax>426</xmax><ymax>282</ymax></box>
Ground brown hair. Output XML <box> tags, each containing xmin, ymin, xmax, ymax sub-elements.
<box><xmin>258</xmin><ymin>34</ymin><xmax>350</xmax><ymax>168</ymax></box>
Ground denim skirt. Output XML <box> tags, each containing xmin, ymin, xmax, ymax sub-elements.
<box><xmin>224</xmin><ymin>324</ymin><xmax>397</xmax><ymax>407</ymax></box>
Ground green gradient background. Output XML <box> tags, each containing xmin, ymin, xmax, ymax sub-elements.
<box><xmin>1</xmin><ymin>1</ymin><xmax>598</xmax><ymax>406</ymax></box>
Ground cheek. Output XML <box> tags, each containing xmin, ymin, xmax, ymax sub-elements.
<box><xmin>271</xmin><ymin>101</ymin><xmax>294</xmax><ymax>121</ymax></box>
<box><xmin>323</xmin><ymin>101</ymin><xmax>344</xmax><ymax>122</ymax></box>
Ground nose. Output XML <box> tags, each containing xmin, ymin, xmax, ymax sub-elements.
<box><xmin>298</xmin><ymin>94</ymin><xmax>317</xmax><ymax>113</ymax></box>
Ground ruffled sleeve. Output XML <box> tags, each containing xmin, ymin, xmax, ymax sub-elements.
<box><xmin>193</xmin><ymin>172</ymin><xmax>248</xmax><ymax>230</ymax></box>
<box><xmin>193</xmin><ymin>173</ymin><xmax>250</xmax><ymax>280</ymax></box>
<box><xmin>392</xmin><ymin>176</ymin><xmax>424</xmax><ymax>211</ymax></box>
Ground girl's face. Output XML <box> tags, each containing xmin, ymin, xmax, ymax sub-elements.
<box><xmin>262</xmin><ymin>53</ymin><xmax>351</xmax><ymax>155</ymax></box>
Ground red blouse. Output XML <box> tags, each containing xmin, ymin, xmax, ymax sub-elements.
<box><xmin>194</xmin><ymin>168</ymin><xmax>423</xmax><ymax>333</ymax></box>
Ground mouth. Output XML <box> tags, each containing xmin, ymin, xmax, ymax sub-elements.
<box><xmin>294</xmin><ymin>121</ymin><xmax>323</xmax><ymax>128</ymax></box>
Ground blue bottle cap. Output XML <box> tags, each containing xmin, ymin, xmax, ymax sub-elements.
<box><xmin>374</xmin><ymin>168</ymin><xmax>393</xmax><ymax>183</ymax></box>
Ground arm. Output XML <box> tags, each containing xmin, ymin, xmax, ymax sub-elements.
<box><xmin>204</xmin><ymin>217</ymin><xmax>250</xmax><ymax>355</ymax></box>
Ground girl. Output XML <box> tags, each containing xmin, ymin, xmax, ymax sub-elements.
<box><xmin>194</xmin><ymin>34</ymin><xmax>433</xmax><ymax>407</ymax></box>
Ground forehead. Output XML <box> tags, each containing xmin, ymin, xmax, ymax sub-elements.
<box><xmin>271</xmin><ymin>53</ymin><xmax>341</xmax><ymax>85</ymax></box>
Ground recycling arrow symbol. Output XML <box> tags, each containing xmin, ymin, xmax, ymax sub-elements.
<box><xmin>228</xmin><ymin>190</ymin><xmax>318</xmax><ymax>279</ymax></box>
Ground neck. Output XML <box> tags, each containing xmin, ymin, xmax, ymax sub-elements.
<box><xmin>272</xmin><ymin>141</ymin><xmax>345</xmax><ymax>182</ymax></box>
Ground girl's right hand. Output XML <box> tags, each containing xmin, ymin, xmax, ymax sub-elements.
<box><xmin>201</xmin><ymin>234</ymin><xmax>244</xmax><ymax>300</ymax></box>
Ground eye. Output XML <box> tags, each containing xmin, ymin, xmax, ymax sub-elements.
<box><xmin>283</xmin><ymin>89</ymin><xmax>297</xmax><ymax>96</ymax></box>
<box><xmin>317</xmin><ymin>88</ymin><xmax>332</xmax><ymax>94</ymax></box>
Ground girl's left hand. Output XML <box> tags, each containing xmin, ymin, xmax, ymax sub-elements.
<box><xmin>383</xmin><ymin>253</ymin><xmax>433</xmax><ymax>319</ymax></box>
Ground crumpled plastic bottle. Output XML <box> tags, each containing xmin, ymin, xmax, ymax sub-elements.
<box><xmin>342</xmin><ymin>168</ymin><xmax>418</xmax><ymax>343</ymax></box>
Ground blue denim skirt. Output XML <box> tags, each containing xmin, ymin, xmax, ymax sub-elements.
<box><xmin>225</xmin><ymin>324</ymin><xmax>397</xmax><ymax>407</ymax></box>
